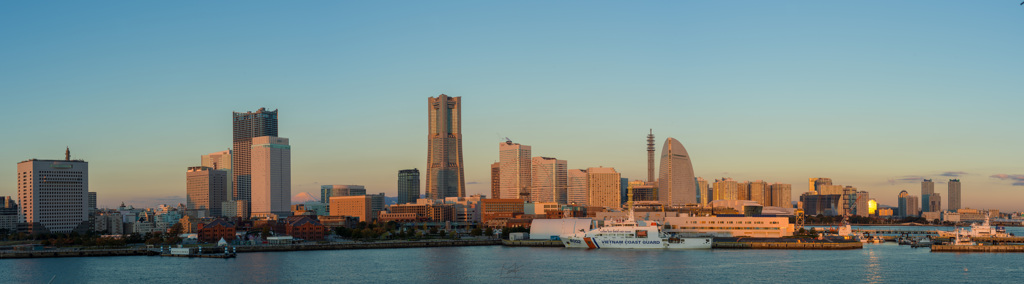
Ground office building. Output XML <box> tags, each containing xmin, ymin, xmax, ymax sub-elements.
<box><xmin>250</xmin><ymin>136</ymin><xmax>291</xmax><ymax>219</ymax></box>
<box><xmin>924</xmin><ymin>193</ymin><xmax>942</xmax><ymax>213</ymax></box>
<box><xmin>658</xmin><ymin>137</ymin><xmax>697</xmax><ymax>206</ymax></box>
<box><xmin>531</xmin><ymin>157</ymin><xmax>567</xmax><ymax>204</ymax></box>
<box><xmin>426</xmin><ymin>94</ymin><xmax>466</xmax><ymax>199</ymax></box>
<box><xmin>202</xmin><ymin>150</ymin><xmax>233</xmax><ymax>204</ymax></box>
<box><xmin>88</xmin><ymin>192</ymin><xmax>97</xmax><ymax>212</ymax></box>
<box><xmin>769</xmin><ymin>183</ymin><xmax>792</xmax><ymax>208</ymax></box>
<box><xmin>810</xmin><ymin>178</ymin><xmax>833</xmax><ymax>194</ymax></box>
<box><xmin>948</xmin><ymin>179</ymin><xmax>961</xmax><ymax>211</ymax></box>
<box><xmin>800</xmin><ymin>193</ymin><xmax>842</xmax><ymax>216</ymax></box>
<box><xmin>321</xmin><ymin>185</ymin><xmax>366</xmax><ymax>206</ymax></box>
<box><xmin>397</xmin><ymin>169</ymin><xmax>420</xmax><ymax>205</ymax></box>
<box><xmin>186</xmin><ymin>166</ymin><xmax>228</xmax><ymax>217</ymax></box>
<box><xmin>647</xmin><ymin>129</ymin><xmax>655</xmax><ymax>183</ymax></box>
<box><xmin>696</xmin><ymin>177</ymin><xmax>709</xmax><ymax>205</ymax></box>
<box><xmin>713</xmin><ymin>178</ymin><xmax>738</xmax><ymax>201</ymax></box>
<box><xmin>665</xmin><ymin>215</ymin><xmax>793</xmax><ymax>238</ymax></box>
<box><xmin>232</xmin><ymin>108</ymin><xmax>278</xmax><ymax>206</ymax></box>
<box><xmin>490</xmin><ymin>162</ymin><xmax>500</xmax><ymax>199</ymax></box>
<box><xmin>480</xmin><ymin>198</ymin><xmax>524</xmax><ymax>225</ymax></box>
<box><xmin>922</xmin><ymin>179</ymin><xmax>934</xmax><ymax>197</ymax></box>
<box><xmin>499</xmin><ymin>141</ymin><xmax>531</xmax><ymax>200</ymax></box>
<box><xmin>330</xmin><ymin>194</ymin><xmax>385</xmax><ymax>223</ymax></box>
<box><xmin>567</xmin><ymin>169</ymin><xmax>588</xmax><ymax>205</ymax></box>
<box><xmin>587</xmin><ymin>167</ymin><xmax>621</xmax><ymax>208</ymax></box>
<box><xmin>17</xmin><ymin>149</ymin><xmax>90</xmax><ymax>234</ymax></box>
<box><xmin>748</xmin><ymin>180</ymin><xmax>767</xmax><ymax>206</ymax></box>
<box><xmin>620</xmin><ymin>178</ymin><xmax>629</xmax><ymax>205</ymax></box>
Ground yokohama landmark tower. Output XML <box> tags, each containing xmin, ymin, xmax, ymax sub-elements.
<box><xmin>426</xmin><ymin>95</ymin><xmax>466</xmax><ymax>199</ymax></box>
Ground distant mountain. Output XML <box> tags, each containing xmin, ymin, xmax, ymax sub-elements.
<box><xmin>292</xmin><ymin>192</ymin><xmax>320</xmax><ymax>204</ymax></box>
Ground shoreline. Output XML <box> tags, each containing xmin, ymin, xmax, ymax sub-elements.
<box><xmin>0</xmin><ymin>239</ymin><xmax>501</xmax><ymax>259</ymax></box>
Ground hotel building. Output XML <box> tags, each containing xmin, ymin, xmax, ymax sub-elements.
<box><xmin>426</xmin><ymin>94</ymin><xmax>466</xmax><ymax>199</ymax></box>
<box><xmin>17</xmin><ymin>149</ymin><xmax>90</xmax><ymax>234</ymax></box>
<box><xmin>250</xmin><ymin>136</ymin><xmax>291</xmax><ymax>219</ymax></box>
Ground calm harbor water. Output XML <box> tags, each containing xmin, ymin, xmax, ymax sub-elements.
<box><xmin>3</xmin><ymin>238</ymin><xmax>1024</xmax><ymax>283</ymax></box>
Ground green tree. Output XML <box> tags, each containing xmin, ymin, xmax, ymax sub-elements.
<box><xmin>485</xmin><ymin>228</ymin><xmax>494</xmax><ymax>237</ymax></box>
<box><xmin>470</xmin><ymin>228</ymin><xmax>482</xmax><ymax>236</ymax></box>
<box><xmin>261</xmin><ymin>227</ymin><xmax>272</xmax><ymax>239</ymax></box>
<box><xmin>169</xmin><ymin>223</ymin><xmax>184</xmax><ymax>236</ymax></box>
<box><xmin>429</xmin><ymin>227</ymin><xmax>438</xmax><ymax>235</ymax></box>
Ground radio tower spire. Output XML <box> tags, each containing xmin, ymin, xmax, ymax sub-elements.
<box><xmin>647</xmin><ymin>129</ymin><xmax>655</xmax><ymax>183</ymax></box>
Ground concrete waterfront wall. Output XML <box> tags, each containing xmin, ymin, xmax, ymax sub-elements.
<box><xmin>0</xmin><ymin>240</ymin><xmax>502</xmax><ymax>259</ymax></box>
<box><xmin>235</xmin><ymin>239</ymin><xmax>501</xmax><ymax>253</ymax></box>
<box><xmin>0</xmin><ymin>248</ymin><xmax>157</xmax><ymax>259</ymax></box>
<box><xmin>501</xmin><ymin>240</ymin><xmax>563</xmax><ymax>247</ymax></box>
<box><xmin>931</xmin><ymin>245</ymin><xmax>1024</xmax><ymax>252</ymax></box>
<box><xmin>714</xmin><ymin>242</ymin><xmax>863</xmax><ymax>250</ymax></box>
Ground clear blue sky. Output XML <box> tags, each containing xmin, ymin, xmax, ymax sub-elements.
<box><xmin>2</xmin><ymin>1</ymin><xmax>1022</xmax><ymax>211</ymax></box>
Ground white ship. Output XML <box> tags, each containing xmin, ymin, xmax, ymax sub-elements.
<box><xmin>562</xmin><ymin>216</ymin><xmax>712</xmax><ymax>249</ymax></box>
<box><xmin>937</xmin><ymin>216</ymin><xmax>1011</xmax><ymax>238</ymax></box>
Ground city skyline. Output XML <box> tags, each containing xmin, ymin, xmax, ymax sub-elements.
<box><xmin>1</xmin><ymin>2</ymin><xmax>1022</xmax><ymax>211</ymax></box>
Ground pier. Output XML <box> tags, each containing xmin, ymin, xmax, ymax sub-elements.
<box><xmin>931</xmin><ymin>245</ymin><xmax>1024</xmax><ymax>252</ymax></box>
<box><xmin>501</xmin><ymin>240</ymin><xmax>563</xmax><ymax>247</ymax></box>
<box><xmin>852</xmin><ymin>229</ymin><xmax>938</xmax><ymax>236</ymax></box>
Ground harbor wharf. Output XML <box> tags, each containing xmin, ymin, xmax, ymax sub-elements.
<box><xmin>0</xmin><ymin>239</ymin><xmax>501</xmax><ymax>259</ymax></box>
<box><xmin>931</xmin><ymin>245</ymin><xmax>1024</xmax><ymax>252</ymax></box>
<box><xmin>713</xmin><ymin>237</ymin><xmax>863</xmax><ymax>250</ymax></box>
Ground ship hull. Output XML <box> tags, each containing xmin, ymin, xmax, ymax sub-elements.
<box><xmin>563</xmin><ymin>236</ymin><xmax>712</xmax><ymax>249</ymax></box>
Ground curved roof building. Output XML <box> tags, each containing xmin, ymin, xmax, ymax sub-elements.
<box><xmin>658</xmin><ymin>137</ymin><xmax>696</xmax><ymax>206</ymax></box>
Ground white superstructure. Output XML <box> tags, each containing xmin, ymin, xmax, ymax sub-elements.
<box><xmin>563</xmin><ymin>214</ymin><xmax>712</xmax><ymax>249</ymax></box>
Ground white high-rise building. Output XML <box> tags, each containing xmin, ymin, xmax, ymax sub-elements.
<box><xmin>658</xmin><ymin>138</ymin><xmax>697</xmax><ymax>206</ymax></box>
<box><xmin>531</xmin><ymin>157</ymin><xmax>567</xmax><ymax>204</ymax></box>
<box><xmin>17</xmin><ymin>149</ymin><xmax>89</xmax><ymax>234</ymax></box>
<box><xmin>567</xmin><ymin>169</ymin><xmax>588</xmax><ymax>205</ymax></box>
<box><xmin>587</xmin><ymin>167</ymin><xmax>621</xmax><ymax>208</ymax></box>
<box><xmin>250</xmin><ymin>136</ymin><xmax>291</xmax><ymax>219</ymax></box>
<box><xmin>499</xmin><ymin>141</ymin><xmax>531</xmax><ymax>200</ymax></box>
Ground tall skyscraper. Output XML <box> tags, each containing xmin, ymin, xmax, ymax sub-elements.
<box><xmin>499</xmin><ymin>141</ymin><xmax>531</xmax><ymax>200</ymax></box>
<box><xmin>948</xmin><ymin>179</ymin><xmax>961</xmax><ymax>211</ymax></box>
<box><xmin>658</xmin><ymin>137</ymin><xmax>697</xmax><ymax>206</ymax></box>
<box><xmin>770</xmin><ymin>183</ymin><xmax>792</xmax><ymax>208</ymax></box>
<box><xmin>921</xmin><ymin>179</ymin><xmax>934</xmax><ymax>212</ymax></box>
<box><xmin>587</xmin><ymin>167</ymin><xmax>621</xmax><ymax>208</ymax></box>
<box><xmin>186</xmin><ymin>166</ymin><xmax>227</xmax><ymax>217</ymax></box>
<box><xmin>897</xmin><ymin>190</ymin><xmax>909</xmax><ymax>217</ymax></box>
<box><xmin>232</xmin><ymin>108</ymin><xmax>278</xmax><ymax>205</ymax></box>
<box><xmin>490</xmin><ymin>162</ymin><xmax>500</xmax><ymax>199</ymax></box>
<box><xmin>749</xmin><ymin>180</ymin><xmax>767</xmax><ymax>205</ymax></box>
<box><xmin>812</xmin><ymin>178</ymin><xmax>833</xmax><ymax>194</ymax></box>
<box><xmin>713</xmin><ymin>178</ymin><xmax>739</xmax><ymax>201</ymax></box>
<box><xmin>426</xmin><ymin>94</ymin><xmax>466</xmax><ymax>199</ymax></box>
<box><xmin>531</xmin><ymin>157</ymin><xmax>567</xmax><ymax>204</ymax></box>
<box><xmin>567</xmin><ymin>169</ymin><xmax>588</xmax><ymax>205</ymax></box>
<box><xmin>921</xmin><ymin>179</ymin><xmax>934</xmax><ymax>196</ymax></box>
<box><xmin>250</xmin><ymin>136</ymin><xmax>291</xmax><ymax>219</ymax></box>
<box><xmin>17</xmin><ymin>149</ymin><xmax>89</xmax><ymax>234</ymax></box>
<box><xmin>647</xmin><ymin>129</ymin><xmax>655</xmax><ymax>183</ymax></box>
<box><xmin>397</xmin><ymin>169</ymin><xmax>420</xmax><ymax>205</ymax></box>
<box><xmin>696</xmin><ymin>177</ymin><xmax>709</xmax><ymax>205</ymax></box>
